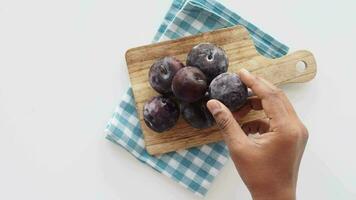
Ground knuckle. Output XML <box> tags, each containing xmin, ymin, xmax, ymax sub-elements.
<box><xmin>217</xmin><ymin>114</ymin><xmax>233</xmax><ymax>130</ymax></box>
<box><xmin>254</xmin><ymin>76</ymin><xmax>262</xmax><ymax>82</ymax></box>
<box><xmin>270</xmin><ymin>88</ymin><xmax>282</xmax><ymax>98</ymax></box>
<box><xmin>263</xmin><ymin>89</ymin><xmax>279</xmax><ymax>99</ymax></box>
<box><xmin>275</xmin><ymin>88</ymin><xmax>284</xmax><ymax>96</ymax></box>
<box><xmin>269</xmin><ymin>90</ymin><xmax>277</xmax><ymax>98</ymax></box>
<box><xmin>299</xmin><ymin>125</ymin><xmax>309</xmax><ymax>140</ymax></box>
<box><xmin>249</xmin><ymin>76</ymin><xmax>259</xmax><ymax>88</ymax></box>
<box><xmin>289</xmin><ymin>124</ymin><xmax>309</xmax><ymax>140</ymax></box>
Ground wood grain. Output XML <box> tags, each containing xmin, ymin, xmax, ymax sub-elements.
<box><xmin>125</xmin><ymin>25</ymin><xmax>317</xmax><ymax>155</ymax></box>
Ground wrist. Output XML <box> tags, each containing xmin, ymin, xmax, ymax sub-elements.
<box><xmin>251</xmin><ymin>187</ymin><xmax>296</xmax><ymax>200</ymax></box>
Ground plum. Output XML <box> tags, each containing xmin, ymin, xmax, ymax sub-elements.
<box><xmin>149</xmin><ymin>56</ymin><xmax>185</xmax><ymax>94</ymax></box>
<box><xmin>186</xmin><ymin>43</ymin><xmax>228</xmax><ymax>82</ymax></box>
<box><xmin>209</xmin><ymin>72</ymin><xmax>248</xmax><ymax>111</ymax></box>
<box><xmin>143</xmin><ymin>96</ymin><xmax>179</xmax><ymax>132</ymax></box>
<box><xmin>172</xmin><ymin>67</ymin><xmax>207</xmax><ymax>103</ymax></box>
<box><xmin>181</xmin><ymin>100</ymin><xmax>215</xmax><ymax>129</ymax></box>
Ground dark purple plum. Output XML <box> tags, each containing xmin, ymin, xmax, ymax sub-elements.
<box><xmin>209</xmin><ymin>72</ymin><xmax>248</xmax><ymax>111</ymax></box>
<box><xmin>186</xmin><ymin>43</ymin><xmax>228</xmax><ymax>82</ymax></box>
<box><xmin>172</xmin><ymin>67</ymin><xmax>207</xmax><ymax>103</ymax></box>
<box><xmin>181</xmin><ymin>100</ymin><xmax>215</xmax><ymax>129</ymax></box>
<box><xmin>143</xmin><ymin>96</ymin><xmax>179</xmax><ymax>132</ymax></box>
<box><xmin>149</xmin><ymin>56</ymin><xmax>185</xmax><ymax>94</ymax></box>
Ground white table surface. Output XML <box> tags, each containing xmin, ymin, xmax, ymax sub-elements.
<box><xmin>1</xmin><ymin>0</ymin><xmax>355</xmax><ymax>199</ymax></box>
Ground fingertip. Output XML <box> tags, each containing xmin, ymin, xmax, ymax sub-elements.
<box><xmin>238</xmin><ymin>68</ymin><xmax>250</xmax><ymax>78</ymax></box>
<box><xmin>239</xmin><ymin>68</ymin><xmax>249</xmax><ymax>73</ymax></box>
<box><xmin>206</xmin><ymin>99</ymin><xmax>222</xmax><ymax>115</ymax></box>
<box><xmin>238</xmin><ymin>68</ymin><xmax>255</xmax><ymax>86</ymax></box>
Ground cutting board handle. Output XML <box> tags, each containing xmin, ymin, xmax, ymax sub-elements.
<box><xmin>253</xmin><ymin>50</ymin><xmax>317</xmax><ymax>86</ymax></box>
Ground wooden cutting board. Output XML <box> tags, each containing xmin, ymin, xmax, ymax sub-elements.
<box><xmin>125</xmin><ymin>25</ymin><xmax>317</xmax><ymax>155</ymax></box>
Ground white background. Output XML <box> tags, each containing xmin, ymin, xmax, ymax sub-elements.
<box><xmin>0</xmin><ymin>0</ymin><xmax>355</xmax><ymax>199</ymax></box>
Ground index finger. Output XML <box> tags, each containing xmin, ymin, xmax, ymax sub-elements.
<box><xmin>238</xmin><ymin>69</ymin><xmax>289</xmax><ymax>121</ymax></box>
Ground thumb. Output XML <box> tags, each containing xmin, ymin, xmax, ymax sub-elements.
<box><xmin>207</xmin><ymin>99</ymin><xmax>248</xmax><ymax>148</ymax></box>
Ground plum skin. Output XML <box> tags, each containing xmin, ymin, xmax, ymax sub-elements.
<box><xmin>186</xmin><ymin>43</ymin><xmax>228</xmax><ymax>82</ymax></box>
<box><xmin>209</xmin><ymin>72</ymin><xmax>248</xmax><ymax>111</ymax></box>
<box><xmin>143</xmin><ymin>96</ymin><xmax>179</xmax><ymax>132</ymax></box>
<box><xmin>149</xmin><ymin>56</ymin><xmax>185</xmax><ymax>94</ymax></box>
<box><xmin>181</xmin><ymin>100</ymin><xmax>215</xmax><ymax>129</ymax></box>
<box><xmin>172</xmin><ymin>67</ymin><xmax>208</xmax><ymax>103</ymax></box>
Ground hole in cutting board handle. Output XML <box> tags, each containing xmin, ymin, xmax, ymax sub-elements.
<box><xmin>296</xmin><ymin>61</ymin><xmax>307</xmax><ymax>72</ymax></box>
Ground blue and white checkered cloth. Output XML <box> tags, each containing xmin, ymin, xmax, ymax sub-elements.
<box><xmin>105</xmin><ymin>0</ymin><xmax>289</xmax><ymax>196</ymax></box>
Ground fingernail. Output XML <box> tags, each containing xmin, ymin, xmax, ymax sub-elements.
<box><xmin>207</xmin><ymin>100</ymin><xmax>221</xmax><ymax>115</ymax></box>
<box><xmin>239</xmin><ymin>68</ymin><xmax>250</xmax><ymax>75</ymax></box>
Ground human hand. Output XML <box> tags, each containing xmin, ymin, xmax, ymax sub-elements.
<box><xmin>207</xmin><ymin>69</ymin><xmax>308</xmax><ymax>200</ymax></box>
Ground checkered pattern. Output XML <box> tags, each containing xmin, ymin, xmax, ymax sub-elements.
<box><xmin>105</xmin><ymin>0</ymin><xmax>289</xmax><ymax>196</ymax></box>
